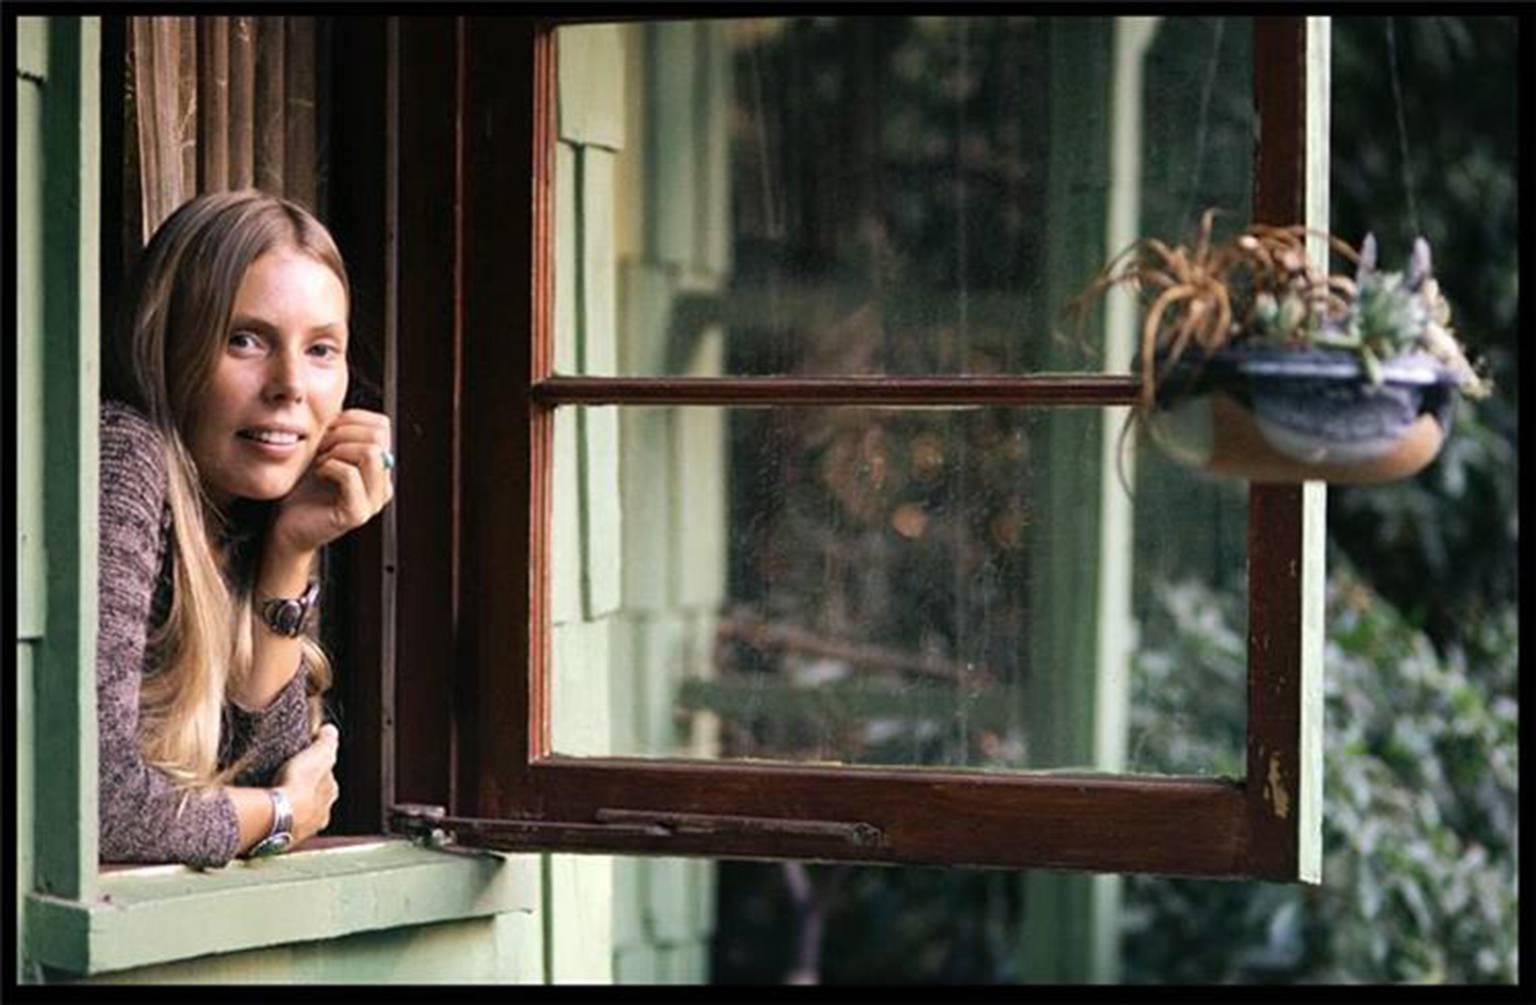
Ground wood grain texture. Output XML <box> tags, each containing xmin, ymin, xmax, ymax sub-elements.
<box><xmin>228</xmin><ymin>16</ymin><xmax>255</xmax><ymax>188</ymax></box>
<box><xmin>457</xmin><ymin>17</ymin><xmax>541</xmax><ymax>818</ymax></box>
<box><xmin>323</xmin><ymin>17</ymin><xmax>390</xmax><ymax>834</ymax></box>
<box><xmin>196</xmin><ymin>18</ymin><xmax>229</xmax><ymax>191</ymax></box>
<box><xmin>392</xmin><ymin>15</ymin><xmax>460</xmax><ymax>811</ymax></box>
<box><xmin>511</xmin><ymin>759</ymin><xmax>1248</xmax><ymax>876</ymax></box>
<box><xmin>1245</xmin><ymin>13</ymin><xmax>1310</xmax><ymax>882</ymax></box>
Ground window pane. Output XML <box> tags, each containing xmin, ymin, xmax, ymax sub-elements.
<box><xmin>549</xmin><ymin>404</ymin><xmax>1248</xmax><ymax>775</ymax></box>
<box><xmin>553</xmin><ymin>16</ymin><xmax>1254</xmax><ymax>377</ymax></box>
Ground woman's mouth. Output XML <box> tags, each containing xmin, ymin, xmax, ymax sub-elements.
<box><xmin>237</xmin><ymin>427</ymin><xmax>306</xmax><ymax>455</ymax></box>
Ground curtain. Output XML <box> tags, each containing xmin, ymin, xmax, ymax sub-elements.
<box><xmin>126</xmin><ymin>15</ymin><xmax>327</xmax><ymax>244</ymax></box>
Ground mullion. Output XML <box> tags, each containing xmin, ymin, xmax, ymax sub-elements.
<box><xmin>532</xmin><ymin>374</ymin><xmax>1141</xmax><ymax>407</ymax></box>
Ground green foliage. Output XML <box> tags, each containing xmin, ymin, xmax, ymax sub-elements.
<box><xmin>1327</xmin><ymin>15</ymin><xmax>1519</xmax><ymax>651</ymax></box>
<box><xmin>1122</xmin><ymin>18</ymin><xmax>1520</xmax><ymax>984</ymax></box>
<box><xmin>1121</xmin><ymin>571</ymin><xmax>1518</xmax><ymax>983</ymax></box>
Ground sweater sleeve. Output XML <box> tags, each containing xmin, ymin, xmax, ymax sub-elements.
<box><xmin>96</xmin><ymin>402</ymin><xmax>241</xmax><ymax>868</ymax></box>
<box><xmin>224</xmin><ymin>660</ymin><xmax>313</xmax><ymax>788</ymax></box>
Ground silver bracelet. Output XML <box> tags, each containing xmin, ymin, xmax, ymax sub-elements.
<box><xmin>249</xmin><ymin>788</ymin><xmax>295</xmax><ymax>857</ymax></box>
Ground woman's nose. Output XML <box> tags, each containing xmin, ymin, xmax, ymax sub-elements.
<box><xmin>262</xmin><ymin>348</ymin><xmax>306</xmax><ymax>404</ymax></box>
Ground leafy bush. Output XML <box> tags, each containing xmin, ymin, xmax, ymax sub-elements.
<box><xmin>1121</xmin><ymin>569</ymin><xmax>1518</xmax><ymax>983</ymax></box>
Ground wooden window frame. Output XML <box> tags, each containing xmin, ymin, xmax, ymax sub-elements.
<box><xmin>391</xmin><ymin>14</ymin><xmax>1325</xmax><ymax>881</ymax></box>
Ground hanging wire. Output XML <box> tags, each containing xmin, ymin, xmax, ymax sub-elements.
<box><xmin>1386</xmin><ymin>16</ymin><xmax>1424</xmax><ymax>238</ymax></box>
<box><xmin>1177</xmin><ymin>17</ymin><xmax>1225</xmax><ymax>239</ymax></box>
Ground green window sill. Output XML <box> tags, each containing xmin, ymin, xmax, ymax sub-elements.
<box><xmin>25</xmin><ymin>838</ymin><xmax>538</xmax><ymax>977</ymax></box>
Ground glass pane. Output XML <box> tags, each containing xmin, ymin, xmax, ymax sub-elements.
<box><xmin>553</xmin><ymin>16</ymin><xmax>1254</xmax><ymax>377</ymax></box>
<box><xmin>549</xmin><ymin>404</ymin><xmax>1248</xmax><ymax>775</ymax></box>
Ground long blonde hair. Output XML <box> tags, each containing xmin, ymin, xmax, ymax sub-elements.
<box><xmin>105</xmin><ymin>190</ymin><xmax>347</xmax><ymax>789</ymax></box>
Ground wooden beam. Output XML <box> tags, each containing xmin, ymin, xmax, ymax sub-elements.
<box><xmin>457</xmin><ymin>16</ymin><xmax>543</xmax><ymax>818</ymax></box>
<box><xmin>36</xmin><ymin>14</ymin><xmax>102</xmax><ymax>904</ymax></box>
<box><xmin>1245</xmin><ymin>15</ymin><xmax>1326</xmax><ymax>884</ymax></box>
<box><xmin>533</xmin><ymin>374</ymin><xmax>1140</xmax><ymax>407</ymax></box>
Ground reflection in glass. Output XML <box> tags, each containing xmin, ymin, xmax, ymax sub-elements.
<box><xmin>554</xmin><ymin>16</ymin><xmax>1254</xmax><ymax>377</ymax></box>
<box><xmin>549</xmin><ymin>14</ymin><xmax>1257</xmax><ymax>777</ymax></box>
<box><xmin>549</xmin><ymin>405</ymin><xmax>1247</xmax><ymax>774</ymax></box>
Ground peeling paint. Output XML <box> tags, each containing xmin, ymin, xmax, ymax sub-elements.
<box><xmin>1264</xmin><ymin>754</ymin><xmax>1290</xmax><ymax>819</ymax></box>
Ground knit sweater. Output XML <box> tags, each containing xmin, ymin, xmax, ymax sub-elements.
<box><xmin>97</xmin><ymin>400</ymin><xmax>313</xmax><ymax>868</ymax></box>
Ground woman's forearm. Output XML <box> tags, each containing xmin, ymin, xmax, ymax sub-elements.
<box><xmin>234</xmin><ymin>542</ymin><xmax>317</xmax><ymax>710</ymax></box>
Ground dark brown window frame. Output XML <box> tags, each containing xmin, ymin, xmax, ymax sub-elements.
<box><xmin>384</xmin><ymin>14</ymin><xmax>1322</xmax><ymax>881</ymax></box>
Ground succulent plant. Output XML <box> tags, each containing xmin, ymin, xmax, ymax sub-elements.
<box><xmin>1313</xmin><ymin>235</ymin><xmax>1490</xmax><ymax>397</ymax></box>
<box><xmin>1066</xmin><ymin>213</ymin><xmax>1492</xmax><ymax>407</ymax></box>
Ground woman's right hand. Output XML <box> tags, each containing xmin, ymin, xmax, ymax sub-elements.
<box><xmin>275</xmin><ymin>724</ymin><xmax>340</xmax><ymax>844</ymax></box>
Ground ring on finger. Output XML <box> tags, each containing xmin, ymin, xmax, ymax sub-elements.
<box><xmin>380</xmin><ymin>448</ymin><xmax>396</xmax><ymax>472</ymax></box>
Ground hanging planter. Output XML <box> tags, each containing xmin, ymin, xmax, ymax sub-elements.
<box><xmin>1069</xmin><ymin>211</ymin><xmax>1491</xmax><ymax>484</ymax></box>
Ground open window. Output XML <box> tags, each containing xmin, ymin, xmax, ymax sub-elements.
<box><xmin>381</xmin><ymin>14</ymin><xmax>1327</xmax><ymax>881</ymax></box>
<box><xmin>94</xmin><ymin>13</ymin><xmax>1328</xmax><ymax>881</ymax></box>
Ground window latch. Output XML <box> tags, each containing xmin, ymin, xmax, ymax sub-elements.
<box><xmin>388</xmin><ymin>803</ymin><xmax>885</xmax><ymax>854</ymax></box>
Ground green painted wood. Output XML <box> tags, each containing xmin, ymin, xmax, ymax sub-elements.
<box><xmin>87</xmin><ymin>910</ymin><xmax>546</xmax><ymax>984</ymax></box>
<box><xmin>607</xmin><ymin>617</ymin><xmax>643</xmax><ymax>757</ymax></box>
<box><xmin>643</xmin><ymin>858</ymin><xmax>691</xmax><ymax>943</ymax></box>
<box><xmin>614</xmin><ymin>255</ymin><xmax>675</xmax><ymax>376</ymax></box>
<box><xmin>680</xmin><ymin>609</ymin><xmax>721</xmax><ymax>759</ymax></box>
<box><xmin>35</xmin><ymin>13</ymin><xmax>101</xmax><ymax>907</ymax></box>
<box><xmin>618</xmin><ymin>388</ymin><xmax>673</xmax><ymax>611</ymax></box>
<box><xmin>671</xmin><ymin>331</ymin><xmax>725</xmax><ymax>609</ymax></box>
<box><xmin>645</xmin><ymin>22</ymin><xmax>697</xmax><ymax>268</ymax></box>
<box><xmin>554</xmin><ymin>141</ymin><xmax>579</xmax><ymax>374</ymax></box>
<box><xmin>17</xmin><ymin>16</ymin><xmax>48</xmax><ymax>78</ymax></box>
<box><xmin>613</xmin><ymin>25</ymin><xmax>646</xmax><ymax>263</ymax></box>
<box><xmin>696</xmin><ymin>22</ymin><xmax>731</xmax><ymax>278</ymax></box>
<box><xmin>579</xmin><ymin>403</ymin><xmax>622</xmax><ymax>618</ymax></box>
<box><xmin>1298</xmin><ymin>16</ymin><xmax>1330</xmax><ymax>885</ymax></box>
<box><xmin>16</xmin><ymin>68</ymin><xmax>46</xmax><ymax>641</ymax></box>
<box><xmin>1021</xmin><ymin>17</ymin><xmax>1115</xmax><ymax>985</ymax></box>
<box><xmin>611</xmin><ymin>856</ymin><xmax>645</xmax><ymax>949</ymax></box>
<box><xmin>26</xmin><ymin>842</ymin><xmax>538</xmax><ymax>977</ymax></box>
<box><xmin>547</xmin><ymin>854</ymin><xmax>614</xmax><ymax>983</ymax></box>
<box><xmin>16</xmin><ymin>643</ymin><xmax>36</xmax><ymax>983</ymax></box>
<box><xmin>634</xmin><ymin>615</ymin><xmax>687</xmax><ymax>757</ymax></box>
<box><xmin>557</xmin><ymin>24</ymin><xmax>624</xmax><ymax>151</ymax></box>
<box><xmin>581</xmin><ymin>146</ymin><xmax>619</xmax><ymax>375</ymax></box>
<box><xmin>551</xmin><ymin>406</ymin><xmax>583</xmax><ymax>624</ymax></box>
<box><xmin>550</xmin><ymin>618</ymin><xmax>613</xmax><ymax>756</ymax></box>
<box><xmin>656</xmin><ymin>940</ymin><xmax>707</xmax><ymax>984</ymax></box>
<box><xmin>686</xmin><ymin>852</ymin><xmax>716</xmax><ymax>941</ymax></box>
<box><xmin>614</xmin><ymin>942</ymin><xmax>660</xmax><ymax>983</ymax></box>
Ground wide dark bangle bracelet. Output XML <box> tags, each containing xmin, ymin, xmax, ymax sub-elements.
<box><xmin>259</xmin><ymin>580</ymin><xmax>319</xmax><ymax>638</ymax></box>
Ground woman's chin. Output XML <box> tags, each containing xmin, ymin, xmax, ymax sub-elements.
<box><xmin>214</xmin><ymin>476</ymin><xmax>301</xmax><ymax>506</ymax></box>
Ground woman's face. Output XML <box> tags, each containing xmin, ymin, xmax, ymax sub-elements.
<box><xmin>186</xmin><ymin>248</ymin><xmax>349</xmax><ymax>506</ymax></box>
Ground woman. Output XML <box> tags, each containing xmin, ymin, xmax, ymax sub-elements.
<box><xmin>98</xmin><ymin>190</ymin><xmax>393</xmax><ymax>867</ymax></box>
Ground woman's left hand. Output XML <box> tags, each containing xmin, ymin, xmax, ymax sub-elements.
<box><xmin>269</xmin><ymin>409</ymin><xmax>394</xmax><ymax>559</ymax></box>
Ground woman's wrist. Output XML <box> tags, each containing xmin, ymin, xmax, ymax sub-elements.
<box><xmin>256</xmin><ymin>539</ymin><xmax>316</xmax><ymax>600</ymax></box>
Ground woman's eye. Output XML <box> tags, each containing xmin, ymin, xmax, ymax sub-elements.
<box><xmin>227</xmin><ymin>331</ymin><xmax>262</xmax><ymax>352</ymax></box>
<box><xmin>308</xmin><ymin>342</ymin><xmax>344</xmax><ymax>360</ymax></box>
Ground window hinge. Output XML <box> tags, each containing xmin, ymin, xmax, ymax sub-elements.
<box><xmin>388</xmin><ymin>803</ymin><xmax>885</xmax><ymax>854</ymax></box>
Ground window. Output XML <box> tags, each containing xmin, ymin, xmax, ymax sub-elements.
<box><xmin>400</xmin><ymin>15</ymin><xmax>1327</xmax><ymax>880</ymax></box>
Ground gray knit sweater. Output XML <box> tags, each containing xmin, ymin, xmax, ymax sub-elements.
<box><xmin>97</xmin><ymin>400</ymin><xmax>313</xmax><ymax>867</ymax></box>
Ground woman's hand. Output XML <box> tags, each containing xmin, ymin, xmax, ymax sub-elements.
<box><xmin>270</xmin><ymin>409</ymin><xmax>394</xmax><ymax>560</ymax></box>
<box><xmin>275</xmin><ymin>724</ymin><xmax>341</xmax><ymax>845</ymax></box>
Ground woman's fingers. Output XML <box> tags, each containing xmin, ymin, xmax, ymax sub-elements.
<box><xmin>314</xmin><ymin>409</ymin><xmax>392</xmax><ymax>456</ymax></box>
<box><xmin>312</xmin><ymin>442</ymin><xmax>394</xmax><ymax>512</ymax></box>
<box><xmin>313</xmin><ymin>457</ymin><xmax>374</xmax><ymax>531</ymax></box>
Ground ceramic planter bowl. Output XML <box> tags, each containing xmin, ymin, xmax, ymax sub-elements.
<box><xmin>1143</xmin><ymin>346</ymin><xmax>1460</xmax><ymax>483</ymax></box>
